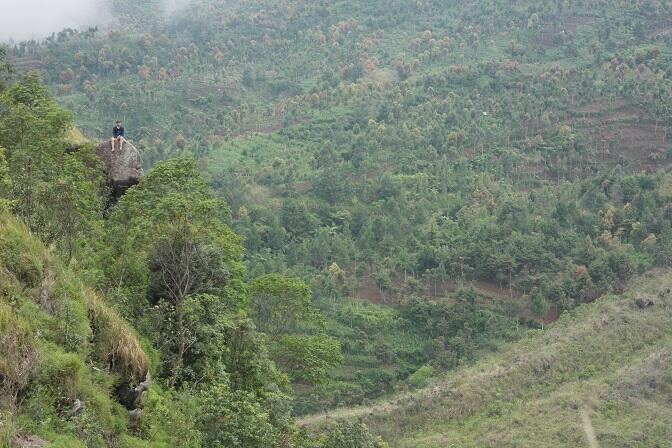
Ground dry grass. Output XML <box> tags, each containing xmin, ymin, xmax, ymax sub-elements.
<box><xmin>0</xmin><ymin>215</ymin><xmax>47</xmax><ymax>288</ymax></box>
<box><xmin>0</xmin><ymin>214</ymin><xmax>149</xmax><ymax>384</ymax></box>
<box><xmin>0</xmin><ymin>303</ymin><xmax>39</xmax><ymax>411</ymax></box>
<box><xmin>301</xmin><ymin>270</ymin><xmax>672</xmax><ymax>447</ymax></box>
<box><xmin>66</xmin><ymin>127</ymin><xmax>89</xmax><ymax>146</ymax></box>
<box><xmin>85</xmin><ymin>288</ymin><xmax>149</xmax><ymax>384</ymax></box>
<box><xmin>0</xmin><ymin>411</ymin><xmax>15</xmax><ymax>447</ymax></box>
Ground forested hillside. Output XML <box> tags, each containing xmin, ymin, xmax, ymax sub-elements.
<box><xmin>3</xmin><ymin>0</ymin><xmax>672</xmax><ymax>446</ymax></box>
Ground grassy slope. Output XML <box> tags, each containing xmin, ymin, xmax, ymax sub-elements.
<box><xmin>0</xmin><ymin>214</ymin><xmax>158</xmax><ymax>447</ymax></box>
<box><xmin>301</xmin><ymin>270</ymin><xmax>672</xmax><ymax>447</ymax></box>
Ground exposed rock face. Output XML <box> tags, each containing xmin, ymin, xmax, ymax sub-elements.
<box><xmin>96</xmin><ymin>139</ymin><xmax>144</xmax><ymax>199</ymax></box>
<box><xmin>117</xmin><ymin>370</ymin><xmax>151</xmax><ymax>411</ymax></box>
<box><xmin>12</xmin><ymin>434</ymin><xmax>47</xmax><ymax>448</ymax></box>
<box><xmin>635</xmin><ymin>296</ymin><xmax>655</xmax><ymax>309</ymax></box>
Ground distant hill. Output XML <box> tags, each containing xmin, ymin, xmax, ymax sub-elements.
<box><xmin>302</xmin><ymin>270</ymin><xmax>672</xmax><ymax>447</ymax></box>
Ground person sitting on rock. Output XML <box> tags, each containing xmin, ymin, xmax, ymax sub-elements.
<box><xmin>111</xmin><ymin>120</ymin><xmax>125</xmax><ymax>152</ymax></box>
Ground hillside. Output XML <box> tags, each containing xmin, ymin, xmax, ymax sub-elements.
<box><xmin>16</xmin><ymin>0</ymin><xmax>672</xmax><ymax>412</ymax></box>
<box><xmin>0</xmin><ymin>213</ymin><xmax>152</xmax><ymax>447</ymax></box>
<box><xmin>4</xmin><ymin>0</ymin><xmax>672</xmax><ymax>445</ymax></box>
<box><xmin>302</xmin><ymin>270</ymin><xmax>672</xmax><ymax>447</ymax></box>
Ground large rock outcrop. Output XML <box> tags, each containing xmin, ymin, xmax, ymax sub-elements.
<box><xmin>96</xmin><ymin>140</ymin><xmax>144</xmax><ymax>199</ymax></box>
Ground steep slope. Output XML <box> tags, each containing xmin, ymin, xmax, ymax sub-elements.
<box><xmin>0</xmin><ymin>213</ymin><xmax>154</xmax><ymax>447</ymax></box>
<box><xmin>9</xmin><ymin>0</ymin><xmax>672</xmax><ymax>421</ymax></box>
<box><xmin>302</xmin><ymin>270</ymin><xmax>672</xmax><ymax>447</ymax></box>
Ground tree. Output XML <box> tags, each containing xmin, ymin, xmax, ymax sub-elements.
<box><xmin>280</xmin><ymin>200</ymin><xmax>319</xmax><ymax>238</ymax></box>
<box><xmin>250</xmin><ymin>274</ymin><xmax>317</xmax><ymax>341</ymax></box>
<box><xmin>197</xmin><ymin>383</ymin><xmax>281</xmax><ymax>448</ymax></box>
<box><xmin>313</xmin><ymin>170</ymin><xmax>351</xmax><ymax>204</ymax></box>
<box><xmin>272</xmin><ymin>334</ymin><xmax>343</xmax><ymax>384</ymax></box>
<box><xmin>107</xmin><ymin>158</ymin><xmax>246</xmax><ymax>385</ymax></box>
<box><xmin>250</xmin><ymin>274</ymin><xmax>343</xmax><ymax>383</ymax></box>
<box><xmin>36</xmin><ymin>150</ymin><xmax>104</xmax><ymax>261</ymax></box>
<box><xmin>0</xmin><ymin>72</ymin><xmax>103</xmax><ymax>260</ymax></box>
<box><xmin>148</xmin><ymin>226</ymin><xmax>233</xmax><ymax>385</ymax></box>
<box><xmin>0</xmin><ymin>148</ymin><xmax>12</xmax><ymax>212</ymax></box>
<box><xmin>0</xmin><ymin>47</ymin><xmax>14</xmax><ymax>92</ymax></box>
<box><xmin>531</xmin><ymin>293</ymin><xmax>550</xmax><ymax>329</ymax></box>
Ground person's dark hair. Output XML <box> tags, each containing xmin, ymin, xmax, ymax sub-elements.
<box><xmin>116</xmin><ymin>120</ymin><xmax>122</xmax><ymax>124</ymax></box>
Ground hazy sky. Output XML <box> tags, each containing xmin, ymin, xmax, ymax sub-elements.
<box><xmin>0</xmin><ymin>0</ymin><xmax>192</xmax><ymax>43</ymax></box>
<box><xmin>0</xmin><ymin>0</ymin><xmax>112</xmax><ymax>42</ymax></box>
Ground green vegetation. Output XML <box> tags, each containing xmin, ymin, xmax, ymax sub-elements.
<box><xmin>0</xmin><ymin>53</ymin><xmax>371</xmax><ymax>447</ymax></box>
<box><xmin>302</xmin><ymin>271</ymin><xmax>672</xmax><ymax>447</ymax></box>
<box><xmin>20</xmin><ymin>0</ymin><xmax>672</xmax><ymax>409</ymax></box>
<box><xmin>0</xmin><ymin>213</ymin><xmax>150</xmax><ymax>446</ymax></box>
<box><xmin>3</xmin><ymin>0</ymin><xmax>672</xmax><ymax>445</ymax></box>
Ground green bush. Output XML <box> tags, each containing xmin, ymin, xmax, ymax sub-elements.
<box><xmin>408</xmin><ymin>364</ymin><xmax>436</xmax><ymax>389</ymax></box>
<box><xmin>197</xmin><ymin>383</ymin><xmax>280</xmax><ymax>448</ymax></box>
<box><xmin>135</xmin><ymin>387</ymin><xmax>203</xmax><ymax>447</ymax></box>
<box><xmin>37</xmin><ymin>348</ymin><xmax>86</xmax><ymax>402</ymax></box>
<box><xmin>322</xmin><ymin>419</ymin><xmax>388</xmax><ymax>448</ymax></box>
<box><xmin>51</xmin><ymin>280</ymin><xmax>91</xmax><ymax>354</ymax></box>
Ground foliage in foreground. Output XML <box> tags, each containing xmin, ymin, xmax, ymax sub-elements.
<box><xmin>0</xmin><ymin>64</ymin><xmax>381</xmax><ymax>446</ymax></box>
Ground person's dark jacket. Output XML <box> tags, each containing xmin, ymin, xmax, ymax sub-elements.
<box><xmin>113</xmin><ymin>126</ymin><xmax>125</xmax><ymax>138</ymax></box>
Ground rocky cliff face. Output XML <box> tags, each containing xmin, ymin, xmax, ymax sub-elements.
<box><xmin>95</xmin><ymin>140</ymin><xmax>144</xmax><ymax>199</ymax></box>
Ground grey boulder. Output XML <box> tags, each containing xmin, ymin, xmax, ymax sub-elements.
<box><xmin>96</xmin><ymin>139</ymin><xmax>144</xmax><ymax>199</ymax></box>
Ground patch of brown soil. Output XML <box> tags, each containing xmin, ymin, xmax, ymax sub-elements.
<box><xmin>355</xmin><ymin>279</ymin><xmax>388</xmax><ymax>305</ymax></box>
<box><xmin>543</xmin><ymin>305</ymin><xmax>560</xmax><ymax>325</ymax></box>
<box><xmin>425</xmin><ymin>280</ymin><xmax>456</xmax><ymax>298</ymax></box>
<box><xmin>564</xmin><ymin>15</ymin><xmax>597</xmax><ymax>33</ymax></box>
<box><xmin>575</xmin><ymin>99</ymin><xmax>628</xmax><ymax>114</ymax></box>
<box><xmin>10</xmin><ymin>57</ymin><xmax>46</xmax><ymax>72</ymax></box>
<box><xmin>601</xmin><ymin>106</ymin><xmax>644</xmax><ymax>123</ymax></box>
<box><xmin>529</xmin><ymin>29</ymin><xmax>555</xmax><ymax>48</ymax></box>
<box><xmin>646</xmin><ymin>15</ymin><xmax>672</xmax><ymax>38</ymax></box>
<box><xmin>530</xmin><ymin>16</ymin><xmax>595</xmax><ymax>49</ymax></box>
<box><xmin>600</xmin><ymin>123</ymin><xmax>666</xmax><ymax>155</ymax></box>
<box><xmin>13</xmin><ymin>434</ymin><xmax>47</xmax><ymax>448</ymax></box>
<box><xmin>472</xmin><ymin>280</ymin><xmax>524</xmax><ymax>300</ymax></box>
<box><xmin>567</xmin><ymin>98</ymin><xmax>669</xmax><ymax>171</ymax></box>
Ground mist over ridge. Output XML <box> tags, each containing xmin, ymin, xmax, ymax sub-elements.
<box><xmin>0</xmin><ymin>0</ymin><xmax>193</xmax><ymax>43</ymax></box>
<box><xmin>0</xmin><ymin>0</ymin><xmax>109</xmax><ymax>42</ymax></box>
